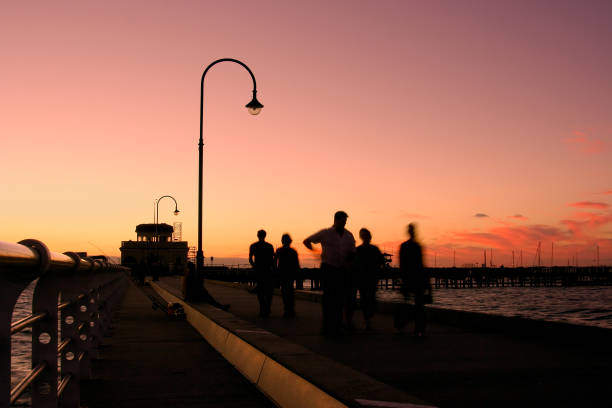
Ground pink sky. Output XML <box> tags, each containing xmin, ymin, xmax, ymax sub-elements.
<box><xmin>1</xmin><ymin>1</ymin><xmax>611</xmax><ymax>266</ymax></box>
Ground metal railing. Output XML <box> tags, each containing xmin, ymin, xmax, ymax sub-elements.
<box><xmin>1</xmin><ymin>239</ymin><xmax>129</xmax><ymax>408</ymax></box>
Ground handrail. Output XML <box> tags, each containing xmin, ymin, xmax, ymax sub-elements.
<box><xmin>57</xmin><ymin>374</ymin><xmax>72</xmax><ymax>397</ymax></box>
<box><xmin>2</xmin><ymin>238</ymin><xmax>130</xmax><ymax>408</ymax></box>
<box><xmin>10</xmin><ymin>312</ymin><xmax>47</xmax><ymax>335</ymax></box>
<box><xmin>58</xmin><ymin>338</ymin><xmax>71</xmax><ymax>353</ymax></box>
<box><xmin>0</xmin><ymin>239</ymin><xmax>129</xmax><ymax>274</ymax></box>
<box><xmin>10</xmin><ymin>362</ymin><xmax>46</xmax><ymax>404</ymax></box>
<box><xmin>11</xmin><ymin>294</ymin><xmax>105</xmax><ymax>335</ymax></box>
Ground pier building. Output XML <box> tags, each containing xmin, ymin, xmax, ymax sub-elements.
<box><xmin>119</xmin><ymin>223</ymin><xmax>188</xmax><ymax>271</ymax></box>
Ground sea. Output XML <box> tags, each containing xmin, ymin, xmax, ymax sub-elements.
<box><xmin>9</xmin><ymin>281</ymin><xmax>612</xmax><ymax>402</ymax></box>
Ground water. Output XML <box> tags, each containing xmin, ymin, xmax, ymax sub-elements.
<box><xmin>11</xmin><ymin>281</ymin><xmax>36</xmax><ymax>405</ymax></box>
<box><xmin>375</xmin><ymin>285</ymin><xmax>612</xmax><ymax>329</ymax></box>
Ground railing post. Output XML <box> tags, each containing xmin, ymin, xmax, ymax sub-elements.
<box><xmin>0</xmin><ymin>242</ymin><xmax>44</xmax><ymax>408</ymax></box>
<box><xmin>24</xmin><ymin>240</ymin><xmax>58</xmax><ymax>408</ymax></box>
<box><xmin>58</xmin><ymin>252</ymin><xmax>86</xmax><ymax>408</ymax></box>
<box><xmin>76</xmin><ymin>289</ymin><xmax>96</xmax><ymax>379</ymax></box>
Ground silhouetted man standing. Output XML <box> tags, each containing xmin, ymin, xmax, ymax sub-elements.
<box><xmin>304</xmin><ymin>211</ymin><xmax>355</xmax><ymax>334</ymax></box>
<box><xmin>249</xmin><ymin>229</ymin><xmax>275</xmax><ymax>317</ymax></box>
<box><xmin>354</xmin><ymin>228</ymin><xmax>385</xmax><ymax>330</ymax></box>
<box><xmin>275</xmin><ymin>233</ymin><xmax>300</xmax><ymax>318</ymax></box>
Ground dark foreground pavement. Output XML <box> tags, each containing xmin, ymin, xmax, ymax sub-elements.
<box><xmin>81</xmin><ymin>282</ymin><xmax>274</xmax><ymax>408</ymax></box>
<box><xmin>160</xmin><ymin>276</ymin><xmax>610</xmax><ymax>408</ymax></box>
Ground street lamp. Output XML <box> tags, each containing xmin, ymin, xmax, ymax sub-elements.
<box><xmin>155</xmin><ymin>195</ymin><xmax>180</xmax><ymax>243</ymax></box>
<box><xmin>197</xmin><ymin>58</ymin><xmax>263</xmax><ymax>279</ymax></box>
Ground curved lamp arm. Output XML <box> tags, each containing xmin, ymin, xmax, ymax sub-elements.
<box><xmin>155</xmin><ymin>195</ymin><xmax>180</xmax><ymax>224</ymax></box>
<box><xmin>197</xmin><ymin>58</ymin><xmax>262</xmax><ymax>268</ymax></box>
<box><xmin>155</xmin><ymin>195</ymin><xmax>180</xmax><ymax>242</ymax></box>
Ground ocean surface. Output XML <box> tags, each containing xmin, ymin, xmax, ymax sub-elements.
<box><xmin>9</xmin><ymin>281</ymin><xmax>612</xmax><ymax>400</ymax></box>
<box><xmin>11</xmin><ymin>281</ymin><xmax>36</xmax><ymax>405</ymax></box>
<box><xmin>375</xmin><ymin>285</ymin><xmax>612</xmax><ymax>329</ymax></box>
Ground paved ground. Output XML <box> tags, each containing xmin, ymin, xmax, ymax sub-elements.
<box><xmin>81</xmin><ymin>282</ymin><xmax>274</xmax><ymax>408</ymax></box>
<box><xmin>161</xmin><ymin>276</ymin><xmax>611</xmax><ymax>408</ymax></box>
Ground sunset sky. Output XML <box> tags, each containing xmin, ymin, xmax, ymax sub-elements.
<box><xmin>1</xmin><ymin>0</ymin><xmax>611</xmax><ymax>267</ymax></box>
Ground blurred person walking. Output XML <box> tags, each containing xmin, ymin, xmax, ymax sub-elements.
<box><xmin>394</xmin><ymin>223</ymin><xmax>431</xmax><ymax>336</ymax></box>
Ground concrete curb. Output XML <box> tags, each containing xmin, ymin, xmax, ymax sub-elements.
<box><xmin>150</xmin><ymin>282</ymin><xmax>348</xmax><ymax>408</ymax></box>
<box><xmin>150</xmin><ymin>281</ymin><xmax>436</xmax><ymax>408</ymax></box>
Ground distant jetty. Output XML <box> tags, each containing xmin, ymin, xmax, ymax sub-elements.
<box><xmin>200</xmin><ymin>265</ymin><xmax>612</xmax><ymax>288</ymax></box>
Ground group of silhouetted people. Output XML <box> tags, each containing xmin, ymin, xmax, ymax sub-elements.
<box><xmin>249</xmin><ymin>230</ymin><xmax>299</xmax><ymax>318</ymax></box>
<box><xmin>249</xmin><ymin>210</ymin><xmax>432</xmax><ymax>337</ymax></box>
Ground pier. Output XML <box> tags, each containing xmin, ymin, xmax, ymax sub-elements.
<box><xmin>3</xmin><ymin>239</ymin><xmax>611</xmax><ymax>408</ymax></box>
<box><xmin>201</xmin><ymin>265</ymin><xmax>612</xmax><ymax>289</ymax></box>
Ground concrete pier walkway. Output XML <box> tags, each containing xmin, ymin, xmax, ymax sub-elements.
<box><xmin>81</xmin><ymin>282</ymin><xmax>274</xmax><ymax>408</ymax></box>
<box><xmin>157</xmin><ymin>276</ymin><xmax>610</xmax><ymax>408</ymax></box>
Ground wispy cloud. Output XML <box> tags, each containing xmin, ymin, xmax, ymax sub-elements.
<box><xmin>603</xmin><ymin>190</ymin><xmax>612</xmax><ymax>195</ymax></box>
<box><xmin>438</xmin><ymin>209</ymin><xmax>612</xmax><ymax>249</ymax></box>
<box><xmin>507</xmin><ymin>214</ymin><xmax>528</xmax><ymax>221</ymax></box>
<box><xmin>568</xmin><ymin>201</ymin><xmax>609</xmax><ymax>210</ymax></box>
<box><xmin>398</xmin><ymin>211</ymin><xmax>429</xmax><ymax>219</ymax></box>
<box><xmin>564</xmin><ymin>130</ymin><xmax>606</xmax><ymax>154</ymax></box>
<box><xmin>474</xmin><ymin>213</ymin><xmax>489</xmax><ymax>218</ymax></box>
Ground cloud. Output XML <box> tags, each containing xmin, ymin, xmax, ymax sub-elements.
<box><xmin>474</xmin><ymin>213</ymin><xmax>489</xmax><ymax>218</ymax></box>
<box><xmin>603</xmin><ymin>190</ymin><xmax>612</xmax><ymax>195</ymax></box>
<box><xmin>423</xmin><ymin>210</ymin><xmax>612</xmax><ymax>266</ymax></box>
<box><xmin>568</xmin><ymin>201</ymin><xmax>609</xmax><ymax>210</ymax></box>
<box><xmin>564</xmin><ymin>130</ymin><xmax>606</xmax><ymax>154</ymax></box>
<box><xmin>438</xmin><ymin>210</ymin><xmax>612</xmax><ymax>250</ymax></box>
<box><xmin>507</xmin><ymin>214</ymin><xmax>528</xmax><ymax>221</ymax></box>
<box><xmin>398</xmin><ymin>212</ymin><xmax>429</xmax><ymax>219</ymax></box>
<box><xmin>562</xmin><ymin>212</ymin><xmax>612</xmax><ymax>238</ymax></box>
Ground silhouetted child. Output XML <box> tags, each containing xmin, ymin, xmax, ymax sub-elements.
<box><xmin>275</xmin><ymin>234</ymin><xmax>300</xmax><ymax>318</ymax></box>
<box><xmin>249</xmin><ymin>229</ymin><xmax>275</xmax><ymax>317</ymax></box>
<box><xmin>354</xmin><ymin>228</ymin><xmax>385</xmax><ymax>330</ymax></box>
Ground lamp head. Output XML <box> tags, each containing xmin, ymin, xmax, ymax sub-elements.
<box><xmin>174</xmin><ymin>209</ymin><xmax>180</xmax><ymax>216</ymax></box>
<box><xmin>246</xmin><ymin>90</ymin><xmax>263</xmax><ymax>115</ymax></box>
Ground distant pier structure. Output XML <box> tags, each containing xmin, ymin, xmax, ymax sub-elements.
<box><xmin>120</xmin><ymin>223</ymin><xmax>188</xmax><ymax>272</ymax></box>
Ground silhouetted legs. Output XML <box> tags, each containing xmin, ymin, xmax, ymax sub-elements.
<box><xmin>321</xmin><ymin>264</ymin><xmax>345</xmax><ymax>334</ymax></box>
<box><xmin>359</xmin><ymin>281</ymin><xmax>377</xmax><ymax>329</ymax></box>
<box><xmin>257</xmin><ymin>273</ymin><xmax>274</xmax><ymax>317</ymax></box>
<box><xmin>281</xmin><ymin>278</ymin><xmax>295</xmax><ymax>317</ymax></box>
<box><xmin>394</xmin><ymin>292</ymin><xmax>426</xmax><ymax>336</ymax></box>
<box><xmin>344</xmin><ymin>284</ymin><xmax>357</xmax><ymax>330</ymax></box>
<box><xmin>413</xmin><ymin>293</ymin><xmax>427</xmax><ymax>335</ymax></box>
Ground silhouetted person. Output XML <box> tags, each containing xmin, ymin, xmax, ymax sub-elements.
<box><xmin>249</xmin><ymin>229</ymin><xmax>275</xmax><ymax>317</ymax></box>
<box><xmin>183</xmin><ymin>262</ymin><xmax>198</xmax><ymax>301</ymax></box>
<box><xmin>182</xmin><ymin>261</ymin><xmax>230</xmax><ymax>310</ymax></box>
<box><xmin>304</xmin><ymin>211</ymin><xmax>356</xmax><ymax>335</ymax></box>
<box><xmin>395</xmin><ymin>223</ymin><xmax>430</xmax><ymax>336</ymax></box>
<box><xmin>275</xmin><ymin>233</ymin><xmax>300</xmax><ymax>318</ymax></box>
<box><xmin>353</xmin><ymin>228</ymin><xmax>385</xmax><ymax>330</ymax></box>
<box><xmin>151</xmin><ymin>260</ymin><xmax>161</xmax><ymax>281</ymax></box>
<box><xmin>136</xmin><ymin>260</ymin><xmax>146</xmax><ymax>286</ymax></box>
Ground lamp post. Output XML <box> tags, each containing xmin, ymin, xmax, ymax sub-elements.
<box><xmin>154</xmin><ymin>195</ymin><xmax>180</xmax><ymax>243</ymax></box>
<box><xmin>197</xmin><ymin>58</ymin><xmax>263</xmax><ymax>280</ymax></box>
